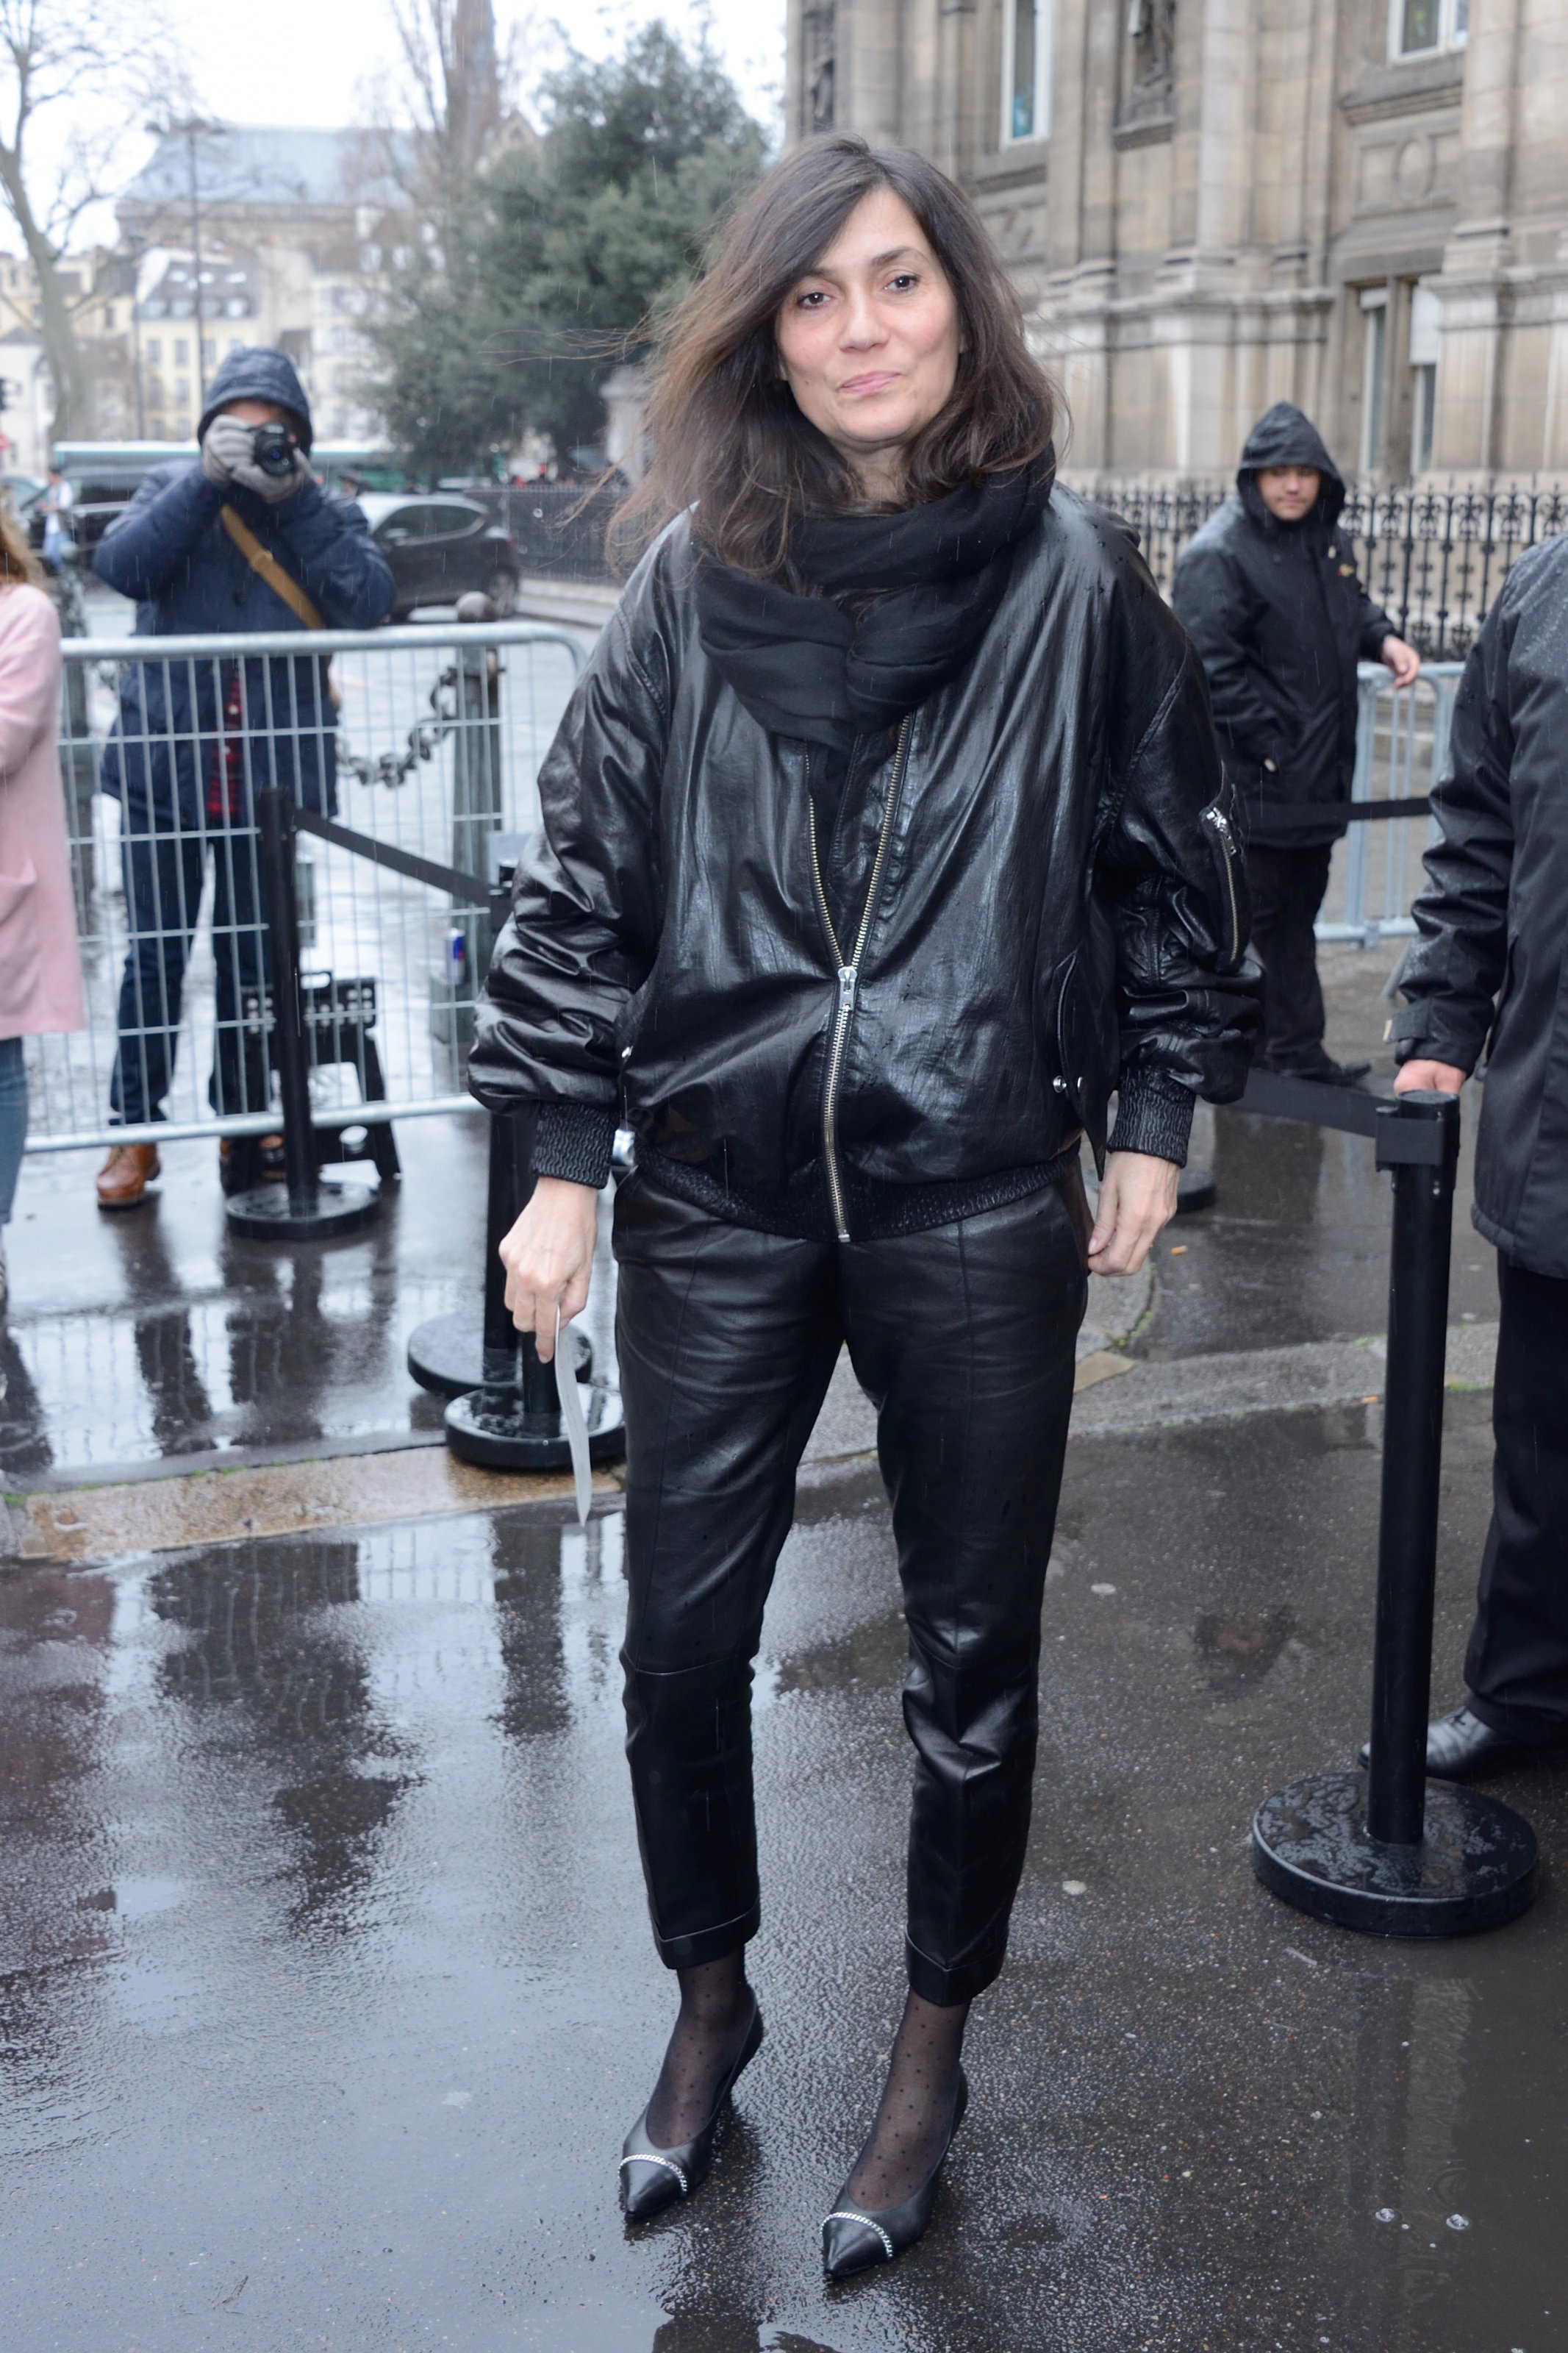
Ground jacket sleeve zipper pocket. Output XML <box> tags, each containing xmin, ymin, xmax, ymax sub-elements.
<box><xmin>1201</xmin><ymin>799</ymin><xmax>1242</xmax><ymax>965</ymax></box>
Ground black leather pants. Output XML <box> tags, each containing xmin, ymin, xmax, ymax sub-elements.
<box><xmin>612</xmin><ymin>1171</ymin><xmax>1088</xmax><ymax>2006</ymax></box>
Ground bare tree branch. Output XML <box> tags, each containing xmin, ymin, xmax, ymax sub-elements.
<box><xmin>0</xmin><ymin>0</ymin><xmax>192</xmax><ymax>434</ymax></box>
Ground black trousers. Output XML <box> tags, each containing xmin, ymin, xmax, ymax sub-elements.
<box><xmin>612</xmin><ymin>1172</ymin><xmax>1088</xmax><ymax>2007</ymax></box>
<box><xmin>1464</xmin><ymin>1257</ymin><xmax>1568</xmax><ymax>1736</ymax></box>
<box><xmin>1247</xmin><ymin>842</ymin><xmax>1334</xmax><ymax>1070</ymax></box>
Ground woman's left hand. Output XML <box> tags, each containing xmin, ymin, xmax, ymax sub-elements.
<box><xmin>1087</xmin><ymin>1151</ymin><xmax>1181</xmax><ymax>1276</ymax></box>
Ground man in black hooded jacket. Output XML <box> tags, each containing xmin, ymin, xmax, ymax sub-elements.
<box><xmin>1172</xmin><ymin>403</ymin><xmax>1420</xmax><ymax>1081</ymax></box>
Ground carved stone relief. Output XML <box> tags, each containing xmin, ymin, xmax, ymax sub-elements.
<box><xmin>1116</xmin><ymin>0</ymin><xmax>1177</xmax><ymax>148</ymax></box>
<box><xmin>802</xmin><ymin>0</ymin><xmax>836</xmax><ymax>135</ymax></box>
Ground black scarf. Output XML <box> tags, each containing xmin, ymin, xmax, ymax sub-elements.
<box><xmin>693</xmin><ymin>457</ymin><xmax>1053</xmax><ymax>757</ymax></box>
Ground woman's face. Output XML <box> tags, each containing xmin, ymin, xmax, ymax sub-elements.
<box><xmin>776</xmin><ymin>188</ymin><xmax>962</xmax><ymax>500</ymax></box>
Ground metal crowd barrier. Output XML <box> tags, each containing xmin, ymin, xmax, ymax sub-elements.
<box><xmin>30</xmin><ymin>621</ymin><xmax>1461</xmax><ymax>1157</ymax></box>
<box><xmin>1316</xmin><ymin>662</ymin><xmax>1461</xmax><ymax>946</ymax></box>
<box><xmin>28</xmin><ymin>621</ymin><xmax>585</xmax><ymax>1156</ymax></box>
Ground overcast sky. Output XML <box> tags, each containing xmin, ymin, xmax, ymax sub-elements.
<box><xmin>26</xmin><ymin>1</ymin><xmax>784</xmax><ymax>253</ymax></box>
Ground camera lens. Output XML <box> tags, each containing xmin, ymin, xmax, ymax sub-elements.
<box><xmin>251</xmin><ymin>424</ymin><xmax>296</xmax><ymax>478</ymax></box>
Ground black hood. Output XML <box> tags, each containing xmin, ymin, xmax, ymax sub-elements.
<box><xmin>196</xmin><ymin>344</ymin><xmax>314</xmax><ymax>453</ymax></box>
<box><xmin>1236</xmin><ymin>401</ymin><xmax>1345</xmax><ymax>531</ymax></box>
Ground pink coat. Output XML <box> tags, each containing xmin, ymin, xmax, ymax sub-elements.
<box><xmin>0</xmin><ymin>582</ymin><xmax>85</xmax><ymax>1037</ymax></box>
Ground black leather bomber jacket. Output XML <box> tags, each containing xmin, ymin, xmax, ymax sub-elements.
<box><xmin>470</xmin><ymin>492</ymin><xmax>1259</xmax><ymax>1240</ymax></box>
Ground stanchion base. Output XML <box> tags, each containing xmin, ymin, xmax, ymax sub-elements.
<box><xmin>225</xmin><ymin>1182</ymin><xmax>380</xmax><ymax>1242</ymax></box>
<box><xmin>1252</xmin><ymin>1770</ymin><xmax>1537</xmax><ymax>1938</ymax></box>
<box><xmin>407</xmin><ymin>1312</ymin><xmax>592</xmax><ymax>1397</ymax></box>
<box><xmin>443</xmin><ymin>1382</ymin><xmax>626</xmax><ymax>1473</ymax></box>
<box><xmin>1176</xmin><ymin>1165</ymin><xmax>1217</xmax><ymax>1214</ymax></box>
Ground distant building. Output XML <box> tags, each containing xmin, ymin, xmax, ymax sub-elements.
<box><xmin>115</xmin><ymin>126</ymin><xmax>406</xmax><ymax>443</ymax></box>
<box><xmin>786</xmin><ymin>0</ymin><xmax>1568</xmax><ymax>482</ymax></box>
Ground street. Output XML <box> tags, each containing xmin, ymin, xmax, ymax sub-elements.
<box><xmin>1</xmin><ymin>948</ymin><xmax>1563</xmax><ymax>2353</ymax></box>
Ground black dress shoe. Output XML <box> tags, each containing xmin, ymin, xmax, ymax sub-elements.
<box><xmin>618</xmin><ymin>1998</ymin><xmax>763</xmax><ymax>2221</ymax></box>
<box><xmin>1357</xmin><ymin>1702</ymin><xmax>1568</xmax><ymax>1782</ymax></box>
<box><xmin>821</xmin><ymin>2068</ymin><xmax>968</xmax><ymax>2281</ymax></box>
<box><xmin>1277</xmin><ymin>1056</ymin><xmax>1372</xmax><ymax>1087</ymax></box>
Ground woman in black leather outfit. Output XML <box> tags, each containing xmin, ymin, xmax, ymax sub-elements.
<box><xmin>470</xmin><ymin>133</ymin><xmax>1256</xmax><ymax>2277</ymax></box>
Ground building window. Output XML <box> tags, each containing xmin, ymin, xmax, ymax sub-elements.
<box><xmin>1003</xmin><ymin>0</ymin><xmax>1053</xmax><ymax>141</ymax></box>
<box><xmin>1358</xmin><ymin>288</ymin><xmax>1389</xmax><ymax>476</ymax></box>
<box><xmin>1408</xmin><ymin>281</ymin><xmax>1440</xmax><ymax>473</ymax></box>
<box><xmin>175</xmin><ymin>376</ymin><xmax>190</xmax><ymax>403</ymax></box>
<box><xmin>147</xmin><ymin>338</ymin><xmax>162</xmax><ymax>363</ymax></box>
<box><xmin>173</xmin><ymin>338</ymin><xmax>188</xmax><ymax>365</ymax></box>
<box><xmin>1390</xmin><ymin>0</ymin><xmax>1468</xmax><ymax>57</ymax></box>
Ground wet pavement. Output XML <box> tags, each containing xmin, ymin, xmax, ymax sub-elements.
<box><xmin>4</xmin><ymin>1402</ymin><xmax>1564</xmax><ymax>2352</ymax></box>
<box><xmin>4</xmin><ymin>940</ymin><xmax>1564</xmax><ymax>2352</ymax></box>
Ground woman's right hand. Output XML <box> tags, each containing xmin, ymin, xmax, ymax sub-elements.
<box><xmin>1394</xmin><ymin>1059</ymin><xmax>1467</xmax><ymax>1097</ymax></box>
<box><xmin>498</xmin><ymin>1176</ymin><xmax>600</xmax><ymax>1361</ymax></box>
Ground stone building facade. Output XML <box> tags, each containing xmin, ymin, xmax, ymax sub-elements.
<box><xmin>784</xmin><ymin>0</ymin><xmax>1568</xmax><ymax>482</ymax></box>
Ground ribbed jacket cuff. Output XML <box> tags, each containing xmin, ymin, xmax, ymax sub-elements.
<box><xmin>531</xmin><ymin>1100</ymin><xmax>615</xmax><ymax>1190</ymax></box>
<box><xmin>1108</xmin><ymin>1072</ymin><xmax>1195</xmax><ymax>1168</ymax></box>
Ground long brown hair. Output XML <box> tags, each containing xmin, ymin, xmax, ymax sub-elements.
<box><xmin>0</xmin><ymin>498</ymin><xmax>45</xmax><ymax>588</ymax></box>
<box><xmin>615</xmin><ymin>133</ymin><xmax>1059</xmax><ymax>579</ymax></box>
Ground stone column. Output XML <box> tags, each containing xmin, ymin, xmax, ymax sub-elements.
<box><xmin>934</xmin><ymin>0</ymin><xmax>980</xmax><ymax>182</ymax></box>
<box><xmin>844</xmin><ymin>0</ymin><xmax>905</xmax><ymax>140</ymax></box>
<box><xmin>1434</xmin><ymin>0</ymin><xmax>1524</xmax><ymax>473</ymax></box>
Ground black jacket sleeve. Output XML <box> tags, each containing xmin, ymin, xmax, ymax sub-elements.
<box><xmin>1100</xmin><ymin>553</ymin><xmax>1261</xmax><ymax>1160</ymax></box>
<box><xmin>468</xmin><ymin>541</ymin><xmax>676</xmax><ymax>1165</ymax></box>
<box><xmin>1356</xmin><ymin>583</ymin><xmax>1397</xmax><ymax>662</ymax></box>
<box><xmin>1391</xmin><ymin>588</ymin><xmax>1517</xmax><ymax>1074</ymax></box>
<box><xmin>1169</xmin><ymin>537</ymin><xmax>1277</xmax><ymax>769</ymax></box>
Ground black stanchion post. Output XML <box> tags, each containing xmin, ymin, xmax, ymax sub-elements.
<box><xmin>409</xmin><ymin>881</ymin><xmax>599</xmax><ymax>1398</ymax></box>
<box><xmin>443</xmin><ymin>1108</ymin><xmax>625</xmax><ymax>1472</ymax></box>
<box><xmin>1251</xmin><ymin>1090</ymin><xmax>1537</xmax><ymax>1936</ymax></box>
<box><xmin>1366</xmin><ymin>1092</ymin><xmax>1457</xmax><ymax>1846</ymax></box>
<box><xmin>226</xmin><ymin>788</ymin><xmax>379</xmax><ymax>1243</ymax></box>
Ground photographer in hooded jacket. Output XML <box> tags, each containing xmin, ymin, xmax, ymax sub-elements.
<box><xmin>90</xmin><ymin>346</ymin><xmax>393</xmax><ymax>1209</ymax></box>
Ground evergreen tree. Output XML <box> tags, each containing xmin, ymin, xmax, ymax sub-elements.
<box><xmin>368</xmin><ymin>22</ymin><xmax>769</xmax><ymax>474</ymax></box>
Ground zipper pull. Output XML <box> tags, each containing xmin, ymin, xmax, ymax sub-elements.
<box><xmin>1204</xmin><ymin>803</ymin><xmax>1236</xmax><ymax>855</ymax></box>
<box><xmin>837</xmin><ymin>965</ymin><xmax>858</xmax><ymax>1015</ymax></box>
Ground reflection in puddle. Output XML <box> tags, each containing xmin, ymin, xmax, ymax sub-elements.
<box><xmin>654</xmin><ymin>2328</ymin><xmax>842</xmax><ymax>2353</ymax></box>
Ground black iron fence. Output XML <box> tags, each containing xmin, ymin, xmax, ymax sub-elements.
<box><xmin>1073</xmin><ymin>479</ymin><xmax>1568</xmax><ymax>660</ymax></box>
<box><xmin>473</xmin><ymin>474</ymin><xmax>1568</xmax><ymax>654</ymax></box>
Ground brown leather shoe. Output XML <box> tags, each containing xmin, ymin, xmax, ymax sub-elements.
<box><xmin>96</xmin><ymin>1142</ymin><xmax>161</xmax><ymax>1208</ymax></box>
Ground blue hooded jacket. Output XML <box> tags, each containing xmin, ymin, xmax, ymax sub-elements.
<box><xmin>95</xmin><ymin>346</ymin><xmax>395</xmax><ymax>822</ymax></box>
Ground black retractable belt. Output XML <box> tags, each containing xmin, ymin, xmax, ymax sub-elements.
<box><xmin>1247</xmin><ymin>1088</ymin><xmax>1538</xmax><ymax>1935</ymax></box>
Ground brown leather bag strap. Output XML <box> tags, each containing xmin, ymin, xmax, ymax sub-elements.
<box><xmin>219</xmin><ymin>503</ymin><xmax>326</xmax><ymax>631</ymax></box>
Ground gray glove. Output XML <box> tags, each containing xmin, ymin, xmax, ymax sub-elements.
<box><xmin>201</xmin><ymin>412</ymin><xmax>309</xmax><ymax>502</ymax></box>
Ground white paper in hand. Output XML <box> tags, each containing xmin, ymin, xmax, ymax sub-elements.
<box><xmin>554</xmin><ymin>1309</ymin><xmax>592</xmax><ymax>1526</ymax></box>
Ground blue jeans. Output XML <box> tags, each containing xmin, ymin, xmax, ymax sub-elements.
<box><xmin>0</xmin><ymin>1035</ymin><xmax>26</xmax><ymax>1223</ymax></box>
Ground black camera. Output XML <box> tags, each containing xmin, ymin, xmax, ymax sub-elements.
<box><xmin>251</xmin><ymin>423</ymin><xmax>298</xmax><ymax>479</ymax></box>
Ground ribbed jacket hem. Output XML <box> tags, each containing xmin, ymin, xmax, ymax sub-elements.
<box><xmin>635</xmin><ymin>1142</ymin><xmax>1082</xmax><ymax>1243</ymax></box>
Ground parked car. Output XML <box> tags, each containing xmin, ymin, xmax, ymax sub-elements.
<box><xmin>1</xmin><ymin>473</ymin><xmax>45</xmax><ymax>518</ymax></box>
<box><xmin>358</xmin><ymin>493</ymin><xmax>520</xmax><ymax>620</ymax></box>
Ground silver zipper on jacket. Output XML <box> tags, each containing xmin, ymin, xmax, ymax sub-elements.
<box><xmin>808</xmin><ymin>715</ymin><xmax>914</xmax><ymax>1243</ymax></box>
<box><xmin>1202</xmin><ymin>799</ymin><xmax>1242</xmax><ymax>963</ymax></box>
